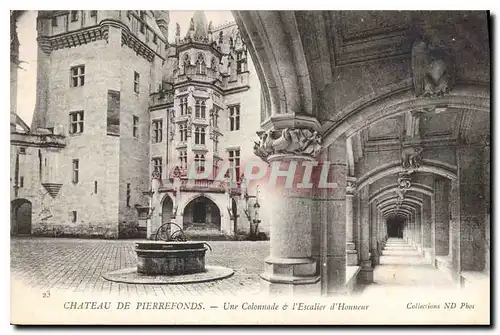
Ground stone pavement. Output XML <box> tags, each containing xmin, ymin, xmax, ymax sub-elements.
<box><xmin>358</xmin><ymin>238</ymin><xmax>458</xmax><ymax>296</ymax></box>
<box><xmin>10</xmin><ymin>237</ymin><xmax>269</xmax><ymax>297</ymax></box>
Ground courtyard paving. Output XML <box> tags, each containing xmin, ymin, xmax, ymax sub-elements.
<box><xmin>10</xmin><ymin>237</ymin><xmax>269</xmax><ymax>297</ymax></box>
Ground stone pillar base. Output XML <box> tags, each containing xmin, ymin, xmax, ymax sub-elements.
<box><xmin>346</xmin><ymin>242</ymin><xmax>358</xmax><ymax>266</ymax></box>
<box><xmin>358</xmin><ymin>261</ymin><xmax>373</xmax><ymax>284</ymax></box>
<box><xmin>346</xmin><ymin>250</ymin><xmax>358</xmax><ymax>266</ymax></box>
<box><xmin>370</xmin><ymin>249</ymin><xmax>380</xmax><ymax>266</ymax></box>
<box><xmin>423</xmin><ymin>248</ymin><xmax>433</xmax><ymax>263</ymax></box>
<box><xmin>260</xmin><ymin>257</ymin><xmax>320</xmax><ymax>295</ymax></box>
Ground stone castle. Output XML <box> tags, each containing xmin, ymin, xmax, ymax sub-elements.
<box><xmin>10</xmin><ymin>10</ymin><xmax>264</xmax><ymax>240</ymax></box>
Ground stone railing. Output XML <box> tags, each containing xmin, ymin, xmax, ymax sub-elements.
<box><xmin>149</xmin><ymin>89</ymin><xmax>174</xmax><ymax>107</ymax></box>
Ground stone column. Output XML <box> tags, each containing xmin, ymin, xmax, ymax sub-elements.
<box><xmin>422</xmin><ymin>196</ymin><xmax>433</xmax><ymax>262</ymax></box>
<box><xmin>358</xmin><ymin>186</ymin><xmax>373</xmax><ymax>283</ymax></box>
<box><xmin>321</xmin><ymin>139</ymin><xmax>347</xmax><ymax>295</ymax></box>
<box><xmin>346</xmin><ymin>180</ymin><xmax>358</xmax><ymax>266</ymax></box>
<box><xmin>370</xmin><ymin>202</ymin><xmax>379</xmax><ymax>265</ymax></box>
<box><xmin>456</xmin><ymin>145</ymin><xmax>486</xmax><ymax>274</ymax></box>
<box><xmin>415</xmin><ymin>207</ymin><xmax>422</xmax><ymax>254</ymax></box>
<box><xmin>254</xmin><ymin>120</ymin><xmax>324</xmax><ymax>295</ymax></box>
<box><xmin>434</xmin><ymin>176</ymin><xmax>450</xmax><ymax>256</ymax></box>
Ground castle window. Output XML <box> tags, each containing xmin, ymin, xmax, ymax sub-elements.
<box><xmin>70</xmin><ymin>65</ymin><xmax>85</xmax><ymax>87</ymax></box>
<box><xmin>153</xmin><ymin>34</ymin><xmax>158</xmax><ymax>44</ymax></box>
<box><xmin>179</xmin><ymin>123</ymin><xmax>188</xmax><ymax>142</ymax></box>
<box><xmin>195</xmin><ymin>154</ymin><xmax>206</xmax><ymax>173</ymax></box>
<box><xmin>94</xmin><ymin>181</ymin><xmax>98</xmax><ymax>194</ymax></box>
<box><xmin>51</xmin><ymin>16</ymin><xmax>58</xmax><ymax>27</ymax></box>
<box><xmin>236</xmin><ymin>51</ymin><xmax>246</xmax><ymax>73</ymax></box>
<box><xmin>126</xmin><ymin>183</ymin><xmax>131</xmax><ymax>208</ymax></box>
<box><xmin>19</xmin><ymin>147</ymin><xmax>26</xmax><ymax>154</ymax></box>
<box><xmin>72</xmin><ymin>211</ymin><xmax>77</xmax><ymax>223</ymax></box>
<box><xmin>228</xmin><ymin>149</ymin><xmax>241</xmax><ymax>181</ymax></box>
<box><xmin>20</xmin><ymin>177</ymin><xmax>24</xmax><ymax>188</ymax></box>
<box><xmin>152</xmin><ymin>120</ymin><xmax>163</xmax><ymax>143</ymax></box>
<box><xmin>133</xmin><ymin>116</ymin><xmax>139</xmax><ymax>138</ymax></box>
<box><xmin>195</xmin><ymin>127</ymin><xmax>206</xmax><ymax>145</ymax></box>
<box><xmin>180</xmin><ymin>97</ymin><xmax>188</xmax><ymax>115</ymax></box>
<box><xmin>229</xmin><ymin>105</ymin><xmax>240</xmax><ymax>131</ymax></box>
<box><xmin>195</xmin><ymin>100</ymin><xmax>206</xmax><ymax>118</ymax></box>
<box><xmin>69</xmin><ymin>111</ymin><xmax>84</xmax><ymax>134</ymax></box>
<box><xmin>152</xmin><ymin>157</ymin><xmax>162</xmax><ymax>176</ymax></box>
<box><xmin>179</xmin><ymin>150</ymin><xmax>187</xmax><ymax>170</ymax></box>
<box><xmin>72</xmin><ymin>159</ymin><xmax>79</xmax><ymax>184</ymax></box>
<box><xmin>134</xmin><ymin>71</ymin><xmax>140</xmax><ymax>94</ymax></box>
<box><xmin>70</xmin><ymin>11</ymin><xmax>78</xmax><ymax>22</ymax></box>
<box><xmin>90</xmin><ymin>10</ymin><xmax>97</xmax><ymax>18</ymax></box>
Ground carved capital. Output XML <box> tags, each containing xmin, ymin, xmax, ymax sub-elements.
<box><xmin>253</xmin><ymin>127</ymin><xmax>323</xmax><ymax>162</ymax></box>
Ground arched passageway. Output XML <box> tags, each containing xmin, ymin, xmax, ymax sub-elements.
<box><xmin>11</xmin><ymin>199</ymin><xmax>32</xmax><ymax>236</ymax></box>
<box><xmin>387</xmin><ymin>216</ymin><xmax>404</xmax><ymax>238</ymax></box>
<box><xmin>183</xmin><ymin>196</ymin><xmax>221</xmax><ymax>231</ymax></box>
<box><xmin>161</xmin><ymin>196</ymin><xmax>174</xmax><ymax>224</ymax></box>
<box><xmin>233</xmin><ymin>10</ymin><xmax>489</xmax><ymax>297</ymax></box>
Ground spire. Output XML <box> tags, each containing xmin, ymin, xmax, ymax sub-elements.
<box><xmin>186</xmin><ymin>11</ymin><xmax>209</xmax><ymax>40</ymax></box>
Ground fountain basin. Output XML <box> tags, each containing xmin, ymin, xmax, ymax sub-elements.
<box><xmin>135</xmin><ymin>241</ymin><xmax>207</xmax><ymax>275</ymax></box>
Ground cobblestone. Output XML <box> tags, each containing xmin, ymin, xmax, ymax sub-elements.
<box><xmin>10</xmin><ymin>237</ymin><xmax>269</xmax><ymax>297</ymax></box>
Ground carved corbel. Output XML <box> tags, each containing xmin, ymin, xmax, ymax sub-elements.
<box><xmin>253</xmin><ymin>128</ymin><xmax>323</xmax><ymax>162</ymax></box>
<box><xmin>411</xmin><ymin>34</ymin><xmax>453</xmax><ymax>98</ymax></box>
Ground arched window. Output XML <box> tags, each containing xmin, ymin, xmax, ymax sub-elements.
<box><xmin>196</xmin><ymin>53</ymin><xmax>206</xmax><ymax>75</ymax></box>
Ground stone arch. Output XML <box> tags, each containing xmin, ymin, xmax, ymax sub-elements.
<box><xmin>182</xmin><ymin>194</ymin><xmax>222</xmax><ymax>231</ymax></box>
<box><xmin>322</xmin><ymin>83</ymin><xmax>490</xmax><ymax>146</ymax></box>
<box><xmin>377</xmin><ymin>196</ymin><xmax>423</xmax><ymax>209</ymax></box>
<box><xmin>160</xmin><ymin>193</ymin><xmax>175</xmax><ymax>224</ymax></box>
<box><xmin>370</xmin><ymin>183</ymin><xmax>433</xmax><ymax>203</ymax></box>
<box><xmin>233</xmin><ymin>11</ymin><xmax>314</xmax><ymax>119</ymax></box>
<box><xmin>357</xmin><ymin>160</ymin><xmax>457</xmax><ymax>191</ymax></box>
<box><xmin>11</xmin><ymin>198</ymin><xmax>32</xmax><ymax>236</ymax></box>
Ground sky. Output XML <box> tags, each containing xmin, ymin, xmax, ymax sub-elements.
<box><xmin>15</xmin><ymin>10</ymin><xmax>235</xmax><ymax>127</ymax></box>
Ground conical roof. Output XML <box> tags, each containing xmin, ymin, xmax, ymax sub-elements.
<box><xmin>187</xmin><ymin>11</ymin><xmax>209</xmax><ymax>39</ymax></box>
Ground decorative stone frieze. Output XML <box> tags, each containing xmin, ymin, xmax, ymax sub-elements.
<box><xmin>253</xmin><ymin>128</ymin><xmax>322</xmax><ymax>162</ymax></box>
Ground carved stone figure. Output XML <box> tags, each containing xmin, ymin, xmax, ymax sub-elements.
<box><xmin>175</xmin><ymin>23</ymin><xmax>180</xmax><ymax>36</ymax></box>
<box><xmin>397</xmin><ymin>172</ymin><xmax>412</xmax><ymax>191</ymax></box>
<box><xmin>253</xmin><ymin>128</ymin><xmax>323</xmax><ymax>162</ymax></box>
<box><xmin>411</xmin><ymin>37</ymin><xmax>452</xmax><ymax>97</ymax></box>
<box><xmin>401</xmin><ymin>146</ymin><xmax>423</xmax><ymax>170</ymax></box>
